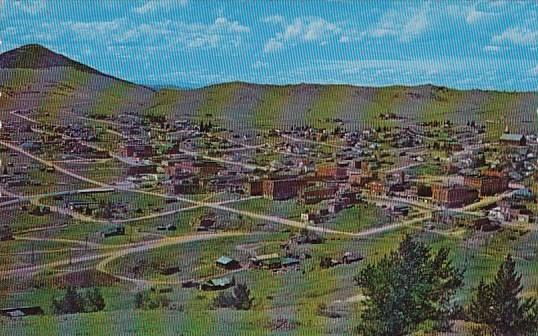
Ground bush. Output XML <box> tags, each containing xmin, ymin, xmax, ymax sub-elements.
<box><xmin>52</xmin><ymin>286</ymin><xmax>106</xmax><ymax>315</ymax></box>
<box><xmin>134</xmin><ymin>290</ymin><xmax>170</xmax><ymax>310</ymax></box>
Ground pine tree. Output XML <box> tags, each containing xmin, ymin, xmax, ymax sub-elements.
<box><xmin>468</xmin><ymin>255</ymin><xmax>538</xmax><ymax>335</ymax></box>
<box><xmin>354</xmin><ymin>235</ymin><xmax>463</xmax><ymax>336</ymax></box>
<box><xmin>52</xmin><ymin>286</ymin><xmax>85</xmax><ymax>314</ymax></box>
<box><xmin>85</xmin><ymin>287</ymin><xmax>106</xmax><ymax>312</ymax></box>
<box><xmin>212</xmin><ymin>283</ymin><xmax>254</xmax><ymax>310</ymax></box>
<box><xmin>468</xmin><ymin>280</ymin><xmax>494</xmax><ymax>325</ymax></box>
<box><xmin>233</xmin><ymin>283</ymin><xmax>253</xmax><ymax>310</ymax></box>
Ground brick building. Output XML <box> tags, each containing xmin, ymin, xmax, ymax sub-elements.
<box><xmin>245</xmin><ymin>180</ymin><xmax>263</xmax><ymax>196</ymax></box>
<box><xmin>367</xmin><ymin>180</ymin><xmax>387</xmax><ymax>195</ymax></box>
<box><xmin>463</xmin><ymin>170</ymin><xmax>509</xmax><ymax>196</ymax></box>
<box><xmin>348</xmin><ymin>171</ymin><xmax>375</xmax><ymax>187</ymax></box>
<box><xmin>315</xmin><ymin>164</ymin><xmax>348</xmax><ymax>180</ymax></box>
<box><xmin>127</xmin><ymin>163</ymin><xmax>157</xmax><ymax>176</ymax></box>
<box><xmin>262</xmin><ymin>178</ymin><xmax>307</xmax><ymax>200</ymax></box>
<box><xmin>299</xmin><ymin>185</ymin><xmax>339</xmax><ymax>204</ymax></box>
<box><xmin>165</xmin><ymin>159</ymin><xmax>223</xmax><ymax>177</ymax></box>
<box><xmin>431</xmin><ymin>184</ymin><xmax>479</xmax><ymax>208</ymax></box>
<box><xmin>119</xmin><ymin>143</ymin><xmax>154</xmax><ymax>158</ymax></box>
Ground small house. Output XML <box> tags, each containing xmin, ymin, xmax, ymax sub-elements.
<box><xmin>201</xmin><ymin>277</ymin><xmax>235</xmax><ymax>291</ymax></box>
<box><xmin>215</xmin><ymin>256</ymin><xmax>241</xmax><ymax>270</ymax></box>
<box><xmin>100</xmin><ymin>226</ymin><xmax>125</xmax><ymax>238</ymax></box>
<box><xmin>343</xmin><ymin>252</ymin><xmax>364</xmax><ymax>264</ymax></box>
<box><xmin>250</xmin><ymin>253</ymin><xmax>281</xmax><ymax>269</ymax></box>
<box><xmin>157</xmin><ymin>224</ymin><xmax>177</xmax><ymax>231</ymax></box>
<box><xmin>150</xmin><ymin>286</ymin><xmax>173</xmax><ymax>294</ymax></box>
<box><xmin>281</xmin><ymin>257</ymin><xmax>300</xmax><ymax>268</ymax></box>
<box><xmin>500</xmin><ymin>133</ymin><xmax>526</xmax><ymax>146</ymax></box>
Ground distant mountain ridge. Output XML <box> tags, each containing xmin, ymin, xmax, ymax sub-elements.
<box><xmin>0</xmin><ymin>44</ymin><xmax>536</xmax><ymax>135</ymax></box>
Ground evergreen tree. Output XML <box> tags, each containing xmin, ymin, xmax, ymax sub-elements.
<box><xmin>468</xmin><ymin>255</ymin><xmax>538</xmax><ymax>335</ymax></box>
<box><xmin>354</xmin><ymin>235</ymin><xmax>463</xmax><ymax>336</ymax></box>
<box><xmin>85</xmin><ymin>287</ymin><xmax>106</xmax><ymax>312</ymax></box>
<box><xmin>468</xmin><ymin>280</ymin><xmax>494</xmax><ymax>325</ymax></box>
<box><xmin>53</xmin><ymin>286</ymin><xmax>85</xmax><ymax>314</ymax></box>
<box><xmin>232</xmin><ymin>283</ymin><xmax>253</xmax><ymax>310</ymax></box>
<box><xmin>213</xmin><ymin>283</ymin><xmax>253</xmax><ymax>310</ymax></box>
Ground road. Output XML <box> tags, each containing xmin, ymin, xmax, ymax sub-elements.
<box><xmin>0</xmin><ymin>110</ymin><xmax>444</xmax><ymax>283</ymax></box>
<box><xmin>0</xmin><ymin>137</ymin><xmax>420</xmax><ymax>239</ymax></box>
<box><xmin>173</xmin><ymin>147</ymin><xmax>268</xmax><ymax>171</ymax></box>
<box><xmin>0</xmin><ymin>231</ymin><xmax>247</xmax><ymax>279</ymax></box>
<box><xmin>281</xmin><ymin>134</ymin><xmax>352</xmax><ymax>150</ymax></box>
<box><xmin>94</xmin><ymin>232</ymin><xmax>248</xmax><ymax>283</ymax></box>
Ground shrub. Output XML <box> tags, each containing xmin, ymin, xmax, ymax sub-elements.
<box><xmin>134</xmin><ymin>290</ymin><xmax>170</xmax><ymax>310</ymax></box>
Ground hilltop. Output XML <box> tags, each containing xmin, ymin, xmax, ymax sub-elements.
<box><xmin>0</xmin><ymin>44</ymin><xmax>102</xmax><ymax>74</ymax></box>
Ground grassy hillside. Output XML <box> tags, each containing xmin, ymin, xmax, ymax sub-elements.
<box><xmin>1</xmin><ymin>44</ymin><xmax>536</xmax><ymax>133</ymax></box>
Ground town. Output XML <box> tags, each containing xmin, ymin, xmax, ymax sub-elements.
<box><xmin>0</xmin><ymin>5</ymin><xmax>537</xmax><ymax>328</ymax></box>
<box><xmin>2</xmin><ymin>73</ymin><xmax>538</xmax><ymax>333</ymax></box>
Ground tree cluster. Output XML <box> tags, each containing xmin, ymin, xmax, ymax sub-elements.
<box><xmin>52</xmin><ymin>286</ymin><xmax>105</xmax><ymax>315</ymax></box>
<box><xmin>212</xmin><ymin>283</ymin><xmax>253</xmax><ymax>310</ymax></box>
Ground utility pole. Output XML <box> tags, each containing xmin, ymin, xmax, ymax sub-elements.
<box><xmin>31</xmin><ymin>241</ymin><xmax>35</xmax><ymax>265</ymax></box>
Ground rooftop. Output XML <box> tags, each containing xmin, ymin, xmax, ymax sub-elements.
<box><xmin>500</xmin><ymin>134</ymin><xmax>525</xmax><ymax>141</ymax></box>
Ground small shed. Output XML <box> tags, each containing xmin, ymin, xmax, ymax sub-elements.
<box><xmin>281</xmin><ymin>257</ymin><xmax>300</xmax><ymax>267</ymax></box>
<box><xmin>100</xmin><ymin>226</ymin><xmax>125</xmax><ymax>238</ymax></box>
<box><xmin>250</xmin><ymin>253</ymin><xmax>281</xmax><ymax>269</ymax></box>
<box><xmin>157</xmin><ymin>224</ymin><xmax>177</xmax><ymax>231</ymax></box>
<box><xmin>343</xmin><ymin>252</ymin><xmax>364</xmax><ymax>264</ymax></box>
<box><xmin>0</xmin><ymin>306</ymin><xmax>44</xmax><ymax>317</ymax></box>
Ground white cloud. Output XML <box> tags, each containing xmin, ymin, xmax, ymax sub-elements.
<box><xmin>214</xmin><ymin>17</ymin><xmax>250</xmax><ymax>34</ymax></box>
<box><xmin>263</xmin><ymin>15</ymin><xmax>286</xmax><ymax>25</ymax></box>
<box><xmin>369</xmin><ymin>4</ymin><xmax>430</xmax><ymax>42</ymax></box>
<box><xmin>263</xmin><ymin>38</ymin><xmax>284</xmax><ymax>53</ymax></box>
<box><xmin>253</xmin><ymin>61</ymin><xmax>268</xmax><ymax>69</ymax></box>
<box><xmin>263</xmin><ymin>17</ymin><xmax>342</xmax><ymax>53</ymax></box>
<box><xmin>446</xmin><ymin>2</ymin><xmax>502</xmax><ymax>25</ymax></box>
<box><xmin>18</xmin><ymin>16</ymin><xmax>250</xmax><ymax>53</ymax></box>
<box><xmin>465</xmin><ymin>7</ymin><xmax>495</xmax><ymax>24</ymax></box>
<box><xmin>530</xmin><ymin>65</ymin><xmax>538</xmax><ymax>76</ymax></box>
<box><xmin>133</xmin><ymin>0</ymin><xmax>187</xmax><ymax>14</ymax></box>
<box><xmin>68</xmin><ymin>20</ymin><xmax>124</xmax><ymax>41</ymax></box>
<box><xmin>492</xmin><ymin>27</ymin><xmax>538</xmax><ymax>46</ymax></box>
<box><xmin>132</xmin><ymin>17</ymin><xmax>250</xmax><ymax>50</ymax></box>
<box><xmin>13</xmin><ymin>0</ymin><xmax>45</xmax><ymax>15</ymax></box>
<box><xmin>484</xmin><ymin>45</ymin><xmax>500</xmax><ymax>52</ymax></box>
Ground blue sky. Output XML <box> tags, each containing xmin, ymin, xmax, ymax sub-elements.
<box><xmin>1</xmin><ymin>0</ymin><xmax>537</xmax><ymax>91</ymax></box>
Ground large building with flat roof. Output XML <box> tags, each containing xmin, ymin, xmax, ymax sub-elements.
<box><xmin>431</xmin><ymin>184</ymin><xmax>479</xmax><ymax>208</ymax></box>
